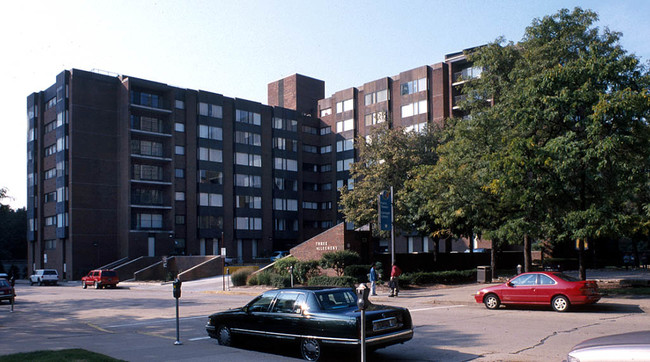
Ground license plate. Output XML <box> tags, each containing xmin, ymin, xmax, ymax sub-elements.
<box><xmin>373</xmin><ymin>317</ymin><xmax>397</xmax><ymax>331</ymax></box>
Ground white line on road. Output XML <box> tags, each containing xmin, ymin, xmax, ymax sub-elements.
<box><xmin>189</xmin><ymin>336</ymin><xmax>212</xmax><ymax>341</ymax></box>
<box><xmin>409</xmin><ymin>305</ymin><xmax>466</xmax><ymax>312</ymax></box>
<box><xmin>106</xmin><ymin>315</ymin><xmax>207</xmax><ymax>328</ymax></box>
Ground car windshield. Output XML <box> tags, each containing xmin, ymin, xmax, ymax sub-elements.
<box><xmin>315</xmin><ymin>290</ymin><xmax>357</xmax><ymax>310</ymax></box>
<box><xmin>554</xmin><ymin>273</ymin><xmax>580</xmax><ymax>282</ymax></box>
<box><xmin>0</xmin><ymin>280</ymin><xmax>10</xmax><ymax>288</ymax></box>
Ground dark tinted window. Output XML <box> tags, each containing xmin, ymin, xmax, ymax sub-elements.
<box><xmin>316</xmin><ymin>290</ymin><xmax>357</xmax><ymax>310</ymax></box>
<box><xmin>248</xmin><ymin>291</ymin><xmax>279</xmax><ymax>313</ymax></box>
<box><xmin>0</xmin><ymin>280</ymin><xmax>10</xmax><ymax>288</ymax></box>
<box><xmin>271</xmin><ymin>292</ymin><xmax>301</xmax><ymax>313</ymax></box>
<box><xmin>102</xmin><ymin>271</ymin><xmax>117</xmax><ymax>277</ymax></box>
<box><xmin>44</xmin><ymin>270</ymin><xmax>57</xmax><ymax>275</ymax></box>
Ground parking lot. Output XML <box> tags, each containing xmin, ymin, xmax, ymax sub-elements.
<box><xmin>2</xmin><ymin>270</ymin><xmax>650</xmax><ymax>361</ymax></box>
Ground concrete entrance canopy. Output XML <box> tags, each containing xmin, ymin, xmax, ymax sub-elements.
<box><xmin>290</xmin><ymin>223</ymin><xmax>373</xmax><ymax>262</ymax></box>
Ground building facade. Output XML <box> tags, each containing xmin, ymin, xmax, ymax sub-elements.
<box><xmin>27</xmin><ymin>50</ymin><xmax>478</xmax><ymax>279</ymax></box>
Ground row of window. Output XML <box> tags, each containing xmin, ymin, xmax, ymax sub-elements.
<box><xmin>133</xmin><ymin>212</ymin><xmax>335</xmax><ymax>231</ymax></box>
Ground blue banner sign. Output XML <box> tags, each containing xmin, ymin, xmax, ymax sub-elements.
<box><xmin>379</xmin><ymin>190</ymin><xmax>392</xmax><ymax>231</ymax></box>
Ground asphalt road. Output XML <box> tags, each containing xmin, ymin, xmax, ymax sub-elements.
<box><xmin>1</xmin><ymin>270</ymin><xmax>650</xmax><ymax>361</ymax></box>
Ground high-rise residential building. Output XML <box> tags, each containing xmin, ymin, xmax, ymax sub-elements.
<box><xmin>27</xmin><ymin>49</ymin><xmax>478</xmax><ymax>279</ymax></box>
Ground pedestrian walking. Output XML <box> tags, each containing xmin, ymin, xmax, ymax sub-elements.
<box><xmin>369</xmin><ymin>262</ymin><xmax>378</xmax><ymax>296</ymax></box>
<box><xmin>389</xmin><ymin>262</ymin><xmax>402</xmax><ymax>297</ymax></box>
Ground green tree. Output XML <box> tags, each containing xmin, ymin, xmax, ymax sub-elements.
<box><xmin>0</xmin><ymin>205</ymin><xmax>27</xmax><ymax>260</ymax></box>
<box><xmin>461</xmin><ymin>7</ymin><xmax>650</xmax><ymax>278</ymax></box>
<box><xmin>339</xmin><ymin>124</ymin><xmax>439</xmax><ymax>235</ymax></box>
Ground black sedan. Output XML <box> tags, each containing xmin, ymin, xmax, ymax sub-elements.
<box><xmin>206</xmin><ymin>287</ymin><xmax>413</xmax><ymax>361</ymax></box>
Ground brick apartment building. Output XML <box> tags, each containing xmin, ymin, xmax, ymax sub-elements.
<box><xmin>26</xmin><ymin>48</ymin><xmax>479</xmax><ymax>279</ymax></box>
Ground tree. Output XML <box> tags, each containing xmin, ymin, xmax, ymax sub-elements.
<box><xmin>0</xmin><ymin>205</ymin><xmax>27</xmax><ymax>260</ymax></box>
<box><xmin>339</xmin><ymin>124</ymin><xmax>439</xmax><ymax>235</ymax></box>
<box><xmin>462</xmin><ymin>7</ymin><xmax>650</xmax><ymax>278</ymax></box>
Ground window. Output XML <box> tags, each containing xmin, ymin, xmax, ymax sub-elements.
<box><xmin>235</xmin><ymin>131</ymin><xmax>261</xmax><ymax>146</ymax></box>
<box><xmin>453</xmin><ymin>66</ymin><xmax>483</xmax><ymax>83</ymax></box>
<box><xmin>336</xmin><ymin>158</ymin><xmax>354</xmax><ymax>172</ymax></box>
<box><xmin>235</xmin><ymin>217</ymin><xmax>262</xmax><ymax>230</ymax></box>
<box><xmin>235</xmin><ymin>110</ymin><xmax>261</xmax><ymax>125</ymax></box>
<box><xmin>273</xmin><ymin>157</ymin><xmax>297</xmax><ymax>171</ymax></box>
<box><xmin>133</xmin><ymin>164</ymin><xmax>163</xmax><ymax>181</ymax></box>
<box><xmin>303</xmin><ymin>144</ymin><xmax>318</xmax><ymax>154</ymax></box>
<box><xmin>275</xmin><ymin>219</ymin><xmax>298</xmax><ymax>231</ymax></box>
<box><xmin>401</xmin><ymin>100</ymin><xmax>428</xmax><ymax>118</ymax></box>
<box><xmin>175</xmin><ymin>100</ymin><xmax>185</xmax><ymax>109</ymax></box>
<box><xmin>45</xmin><ymin>97</ymin><xmax>57</xmax><ymax>110</ymax></box>
<box><xmin>132</xmin><ymin>140</ymin><xmax>164</xmax><ymax>157</ymax></box>
<box><xmin>336</xmin><ymin>119</ymin><xmax>354</xmax><ymax>133</ymax></box>
<box><xmin>131</xmin><ymin>115</ymin><xmax>164</xmax><ymax>133</ymax></box>
<box><xmin>365</xmin><ymin>89</ymin><xmax>388</xmax><ymax>105</ymax></box>
<box><xmin>44</xmin><ymin>191</ymin><xmax>56</xmax><ymax>203</ymax></box>
<box><xmin>198</xmin><ymin>102</ymin><xmax>223</xmax><ymax>118</ymax></box>
<box><xmin>365</xmin><ymin>111</ymin><xmax>387</xmax><ymax>126</ymax></box>
<box><xmin>199</xmin><ymin>215</ymin><xmax>223</xmax><ymax>229</ymax></box>
<box><xmin>198</xmin><ymin>147</ymin><xmax>223</xmax><ymax>162</ymax></box>
<box><xmin>45</xmin><ymin>168</ymin><xmax>56</xmax><ymax>180</ymax></box>
<box><xmin>175</xmin><ymin>123</ymin><xmax>185</xmax><ymax>132</ymax></box>
<box><xmin>336</xmin><ymin>139</ymin><xmax>354</xmax><ymax>152</ymax></box>
<box><xmin>273</xmin><ymin>198</ymin><xmax>298</xmax><ymax>211</ymax></box>
<box><xmin>336</xmin><ymin>99</ymin><xmax>354</xmax><ymax>113</ymax></box>
<box><xmin>321</xmin><ymin>183</ymin><xmax>332</xmax><ymax>191</ymax></box>
<box><xmin>320</xmin><ymin>164</ymin><xmax>332</xmax><ymax>172</ymax></box>
<box><xmin>400</xmin><ymin>78</ymin><xmax>427</xmax><ymax>95</ymax></box>
<box><xmin>198</xmin><ymin>170</ymin><xmax>223</xmax><ymax>184</ymax></box>
<box><xmin>199</xmin><ymin>125</ymin><xmax>223</xmax><ymax>141</ymax></box>
<box><xmin>320</xmin><ymin>108</ymin><xmax>332</xmax><ymax>117</ymax></box>
<box><xmin>131</xmin><ymin>90</ymin><xmax>163</xmax><ymax>108</ymax></box>
<box><xmin>236</xmin><ymin>195</ymin><xmax>262</xmax><ymax>209</ymax></box>
<box><xmin>235</xmin><ymin>152</ymin><xmax>262</xmax><ymax>167</ymax></box>
<box><xmin>175</xmin><ymin>215</ymin><xmax>186</xmax><ymax>225</ymax></box>
<box><xmin>44</xmin><ymin>121</ymin><xmax>56</xmax><ymax>133</ymax></box>
<box><xmin>274</xmin><ymin>177</ymin><xmax>297</xmax><ymax>191</ymax></box>
<box><xmin>175</xmin><ymin>192</ymin><xmax>185</xmax><ymax>201</ymax></box>
<box><xmin>320</xmin><ymin>145</ymin><xmax>332</xmax><ymax>154</ymax></box>
<box><xmin>45</xmin><ymin>144</ymin><xmax>57</xmax><ymax>156</ymax></box>
<box><xmin>405</xmin><ymin>122</ymin><xmax>427</xmax><ymax>133</ymax></box>
<box><xmin>235</xmin><ymin>174</ymin><xmax>261</xmax><ymax>188</ymax></box>
<box><xmin>45</xmin><ymin>216</ymin><xmax>57</xmax><ymax>226</ymax></box>
<box><xmin>132</xmin><ymin>188</ymin><xmax>163</xmax><ymax>205</ymax></box>
<box><xmin>272</xmin><ymin>117</ymin><xmax>297</xmax><ymax>132</ymax></box>
<box><xmin>303</xmin><ymin>163</ymin><xmax>318</xmax><ymax>172</ymax></box>
<box><xmin>320</xmin><ymin>126</ymin><xmax>331</xmax><ymax>135</ymax></box>
<box><xmin>302</xmin><ymin>125</ymin><xmax>318</xmax><ymax>135</ymax></box>
<box><xmin>45</xmin><ymin>239</ymin><xmax>57</xmax><ymax>250</ymax></box>
<box><xmin>175</xmin><ymin>145</ymin><xmax>185</xmax><ymax>155</ymax></box>
<box><xmin>303</xmin><ymin>201</ymin><xmax>318</xmax><ymax>209</ymax></box>
<box><xmin>273</xmin><ymin>137</ymin><xmax>297</xmax><ymax>151</ymax></box>
<box><xmin>199</xmin><ymin>193</ymin><xmax>223</xmax><ymax>207</ymax></box>
<box><xmin>136</xmin><ymin>213</ymin><xmax>163</xmax><ymax>229</ymax></box>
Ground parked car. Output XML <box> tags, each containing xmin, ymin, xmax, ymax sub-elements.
<box><xmin>81</xmin><ymin>269</ymin><xmax>119</xmax><ymax>289</ymax></box>
<box><xmin>474</xmin><ymin>271</ymin><xmax>601</xmax><ymax>312</ymax></box>
<box><xmin>0</xmin><ymin>279</ymin><xmax>15</xmax><ymax>304</ymax></box>
<box><xmin>567</xmin><ymin>330</ymin><xmax>650</xmax><ymax>361</ymax></box>
<box><xmin>270</xmin><ymin>251</ymin><xmax>289</xmax><ymax>262</ymax></box>
<box><xmin>206</xmin><ymin>287</ymin><xmax>413</xmax><ymax>361</ymax></box>
<box><xmin>29</xmin><ymin>269</ymin><xmax>59</xmax><ymax>286</ymax></box>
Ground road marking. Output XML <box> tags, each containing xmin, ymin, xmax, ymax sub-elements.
<box><xmin>189</xmin><ymin>336</ymin><xmax>212</xmax><ymax>341</ymax></box>
<box><xmin>106</xmin><ymin>315</ymin><xmax>207</xmax><ymax>328</ymax></box>
<box><xmin>409</xmin><ymin>305</ymin><xmax>466</xmax><ymax>312</ymax></box>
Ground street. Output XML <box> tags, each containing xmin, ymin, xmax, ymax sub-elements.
<box><xmin>1</xmin><ymin>273</ymin><xmax>650</xmax><ymax>361</ymax></box>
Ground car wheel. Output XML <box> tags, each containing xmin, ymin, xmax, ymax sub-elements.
<box><xmin>38</xmin><ymin>280</ymin><xmax>43</xmax><ymax>286</ymax></box>
<box><xmin>552</xmin><ymin>295</ymin><xmax>570</xmax><ymax>312</ymax></box>
<box><xmin>94</xmin><ymin>282</ymin><xmax>101</xmax><ymax>289</ymax></box>
<box><xmin>300</xmin><ymin>338</ymin><xmax>322</xmax><ymax>361</ymax></box>
<box><xmin>216</xmin><ymin>325</ymin><xmax>232</xmax><ymax>346</ymax></box>
<box><xmin>30</xmin><ymin>280</ymin><xmax>34</xmax><ymax>286</ymax></box>
<box><xmin>483</xmin><ymin>294</ymin><xmax>501</xmax><ymax>310</ymax></box>
<box><xmin>82</xmin><ymin>282</ymin><xmax>87</xmax><ymax>289</ymax></box>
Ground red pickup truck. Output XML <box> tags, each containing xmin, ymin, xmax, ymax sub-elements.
<box><xmin>81</xmin><ymin>269</ymin><xmax>119</xmax><ymax>289</ymax></box>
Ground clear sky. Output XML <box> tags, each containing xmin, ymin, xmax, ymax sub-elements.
<box><xmin>1</xmin><ymin>0</ymin><xmax>648</xmax><ymax>210</ymax></box>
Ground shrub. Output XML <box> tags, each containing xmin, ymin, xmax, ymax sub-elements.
<box><xmin>271</xmin><ymin>273</ymin><xmax>291</xmax><ymax>288</ymax></box>
<box><xmin>231</xmin><ymin>267</ymin><xmax>257</xmax><ymax>286</ymax></box>
<box><xmin>343</xmin><ymin>264</ymin><xmax>371</xmax><ymax>283</ymax></box>
<box><xmin>307</xmin><ymin>275</ymin><xmax>357</xmax><ymax>287</ymax></box>
<box><xmin>398</xmin><ymin>269</ymin><xmax>476</xmax><ymax>287</ymax></box>
<box><xmin>247</xmin><ymin>270</ymin><xmax>274</xmax><ymax>286</ymax></box>
<box><xmin>319</xmin><ymin>250</ymin><xmax>360</xmax><ymax>276</ymax></box>
<box><xmin>274</xmin><ymin>257</ymin><xmax>320</xmax><ymax>284</ymax></box>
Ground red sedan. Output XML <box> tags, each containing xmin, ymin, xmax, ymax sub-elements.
<box><xmin>474</xmin><ymin>271</ymin><xmax>601</xmax><ymax>312</ymax></box>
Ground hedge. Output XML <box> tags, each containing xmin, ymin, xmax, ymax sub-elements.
<box><xmin>307</xmin><ymin>275</ymin><xmax>357</xmax><ymax>287</ymax></box>
<box><xmin>231</xmin><ymin>267</ymin><xmax>258</xmax><ymax>286</ymax></box>
<box><xmin>398</xmin><ymin>269</ymin><xmax>476</xmax><ymax>287</ymax></box>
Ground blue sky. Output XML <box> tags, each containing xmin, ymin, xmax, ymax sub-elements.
<box><xmin>1</xmin><ymin>0</ymin><xmax>648</xmax><ymax>209</ymax></box>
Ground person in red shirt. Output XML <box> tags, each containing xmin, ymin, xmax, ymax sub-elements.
<box><xmin>389</xmin><ymin>262</ymin><xmax>402</xmax><ymax>297</ymax></box>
